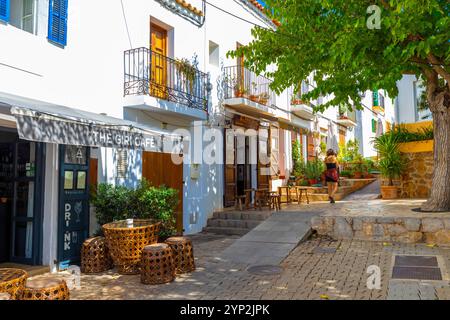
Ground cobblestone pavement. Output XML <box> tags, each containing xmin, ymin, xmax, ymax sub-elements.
<box><xmin>31</xmin><ymin>232</ymin><xmax>450</xmax><ymax>300</ymax></box>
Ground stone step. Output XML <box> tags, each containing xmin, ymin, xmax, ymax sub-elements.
<box><xmin>309</xmin><ymin>193</ymin><xmax>346</xmax><ymax>202</ymax></box>
<box><xmin>203</xmin><ymin>226</ymin><xmax>250</xmax><ymax>236</ymax></box>
<box><xmin>207</xmin><ymin>219</ymin><xmax>262</xmax><ymax>229</ymax></box>
<box><xmin>212</xmin><ymin>211</ymin><xmax>272</xmax><ymax>221</ymax></box>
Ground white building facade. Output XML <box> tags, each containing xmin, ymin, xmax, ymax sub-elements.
<box><xmin>0</xmin><ymin>0</ymin><xmax>405</xmax><ymax>271</ymax></box>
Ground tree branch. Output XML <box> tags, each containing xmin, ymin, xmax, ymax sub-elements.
<box><xmin>427</xmin><ymin>54</ymin><xmax>450</xmax><ymax>84</ymax></box>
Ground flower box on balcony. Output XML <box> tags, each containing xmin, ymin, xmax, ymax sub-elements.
<box><xmin>336</xmin><ymin>116</ymin><xmax>357</xmax><ymax>127</ymax></box>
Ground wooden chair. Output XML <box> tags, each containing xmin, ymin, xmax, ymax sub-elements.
<box><xmin>235</xmin><ymin>195</ymin><xmax>247</xmax><ymax>211</ymax></box>
<box><xmin>244</xmin><ymin>189</ymin><xmax>255</xmax><ymax>209</ymax></box>
<box><xmin>255</xmin><ymin>189</ymin><xmax>270</xmax><ymax>211</ymax></box>
<box><xmin>297</xmin><ymin>187</ymin><xmax>310</xmax><ymax>204</ymax></box>
<box><xmin>268</xmin><ymin>191</ymin><xmax>281</xmax><ymax>211</ymax></box>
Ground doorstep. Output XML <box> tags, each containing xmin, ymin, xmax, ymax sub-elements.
<box><xmin>0</xmin><ymin>263</ymin><xmax>50</xmax><ymax>277</ymax></box>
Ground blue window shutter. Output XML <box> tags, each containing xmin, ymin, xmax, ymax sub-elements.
<box><xmin>0</xmin><ymin>0</ymin><xmax>10</xmax><ymax>23</ymax></box>
<box><xmin>48</xmin><ymin>0</ymin><xmax>68</xmax><ymax>46</ymax></box>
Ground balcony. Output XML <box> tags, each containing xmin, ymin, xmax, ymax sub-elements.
<box><xmin>291</xmin><ymin>96</ymin><xmax>314</xmax><ymax>120</ymax></box>
<box><xmin>124</xmin><ymin>48</ymin><xmax>209</xmax><ymax>114</ymax></box>
<box><xmin>337</xmin><ymin>109</ymin><xmax>357</xmax><ymax>127</ymax></box>
<box><xmin>223</xmin><ymin>66</ymin><xmax>277</xmax><ymax>119</ymax></box>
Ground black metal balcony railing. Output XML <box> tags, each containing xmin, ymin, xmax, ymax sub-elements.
<box><xmin>223</xmin><ymin>66</ymin><xmax>276</xmax><ymax>107</ymax></box>
<box><xmin>124</xmin><ymin>47</ymin><xmax>209</xmax><ymax>112</ymax></box>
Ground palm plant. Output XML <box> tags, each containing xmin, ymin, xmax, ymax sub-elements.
<box><xmin>372</xmin><ymin>133</ymin><xmax>405</xmax><ymax>186</ymax></box>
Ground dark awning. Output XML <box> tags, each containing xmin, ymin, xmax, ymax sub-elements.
<box><xmin>5</xmin><ymin>99</ymin><xmax>182</xmax><ymax>153</ymax></box>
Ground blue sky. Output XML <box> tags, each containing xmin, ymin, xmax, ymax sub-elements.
<box><xmin>256</xmin><ymin>0</ymin><xmax>266</xmax><ymax>6</ymax></box>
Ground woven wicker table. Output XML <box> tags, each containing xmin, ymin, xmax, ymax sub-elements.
<box><xmin>21</xmin><ymin>278</ymin><xmax>70</xmax><ymax>300</ymax></box>
<box><xmin>140</xmin><ymin>243</ymin><xmax>175</xmax><ymax>285</ymax></box>
<box><xmin>81</xmin><ymin>236</ymin><xmax>113</xmax><ymax>274</ymax></box>
<box><xmin>0</xmin><ymin>292</ymin><xmax>11</xmax><ymax>300</ymax></box>
<box><xmin>165</xmin><ymin>237</ymin><xmax>195</xmax><ymax>274</ymax></box>
<box><xmin>0</xmin><ymin>268</ymin><xmax>28</xmax><ymax>300</ymax></box>
<box><xmin>103</xmin><ymin>219</ymin><xmax>161</xmax><ymax>275</ymax></box>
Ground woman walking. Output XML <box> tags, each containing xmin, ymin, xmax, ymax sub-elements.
<box><xmin>325</xmin><ymin>149</ymin><xmax>339</xmax><ymax>203</ymax></box>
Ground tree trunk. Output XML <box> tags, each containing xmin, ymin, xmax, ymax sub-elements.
<box><xmin>421</xmin><ymin>90</ymin><xmax>450</xmax><ymax>212</ymax></box>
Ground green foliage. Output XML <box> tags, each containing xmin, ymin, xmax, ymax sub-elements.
<box><xmin>91</xmin><ymin>180</ymin><xmax>179</xmax><ymax>237</ymax></box>
<box><xmin>139</xmin><ymin>186</ymin><xmax>179</xmax><ymax>238</ymax></box>
<box><xmin>373</xmin><ymin>133</ymin><xmax>406</xmax><ymax>185</ymax></box>
<box><xmin>320</xmin><ymin>141</ymin><xmax>327</xmax><ymax>155</ymax></box>
<box><xmin>292</xmin><ymin>140</ymin><xmax>305</xmax><ymax>177</ymax></box>
<box><xmin>305</xmin><ymin>159</ymin><xmax>325</xmax><ymax>180</ymax></box>
<box><xmin>340</xmin><ymin>170</ymin><xmax>353</xmax><ymax>178</ymax></box>
<box><xmin>227</xmin><ymin>0</ymin><xmax>449</xmax><ymax>113</ymax></box>
<box><xmin>390</xmin><ymin>124</ymin><xmax>434</xmax><ymax>142</ymax></box>
<box><xmin>337</xmin><ymin>139</ymin><xmax>360</xmax><ymax>163</ymax></box>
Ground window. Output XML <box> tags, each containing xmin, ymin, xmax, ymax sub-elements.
<box><xmin>9</xmin><ymin>0</ymin><xmax>37</xmax><ymax>34</ymax></box>
<box><xmin>48</xmin><ymin>0</ymin><xmax>68</xmax><ymax>46</ymax></box>
<box><xmin>0</xmin><ymin>0</ymin><xmax>10</xmax><ymax>22</ymax></box>
<box><xmin>372</xmin><ymin>119</ymin><xmax>377</xmax><ymax>133</ymax></box>
<box><xmin>209</xmin><ymin>41</ymin><xmax>219</xmax><ymax>67</ymax></box>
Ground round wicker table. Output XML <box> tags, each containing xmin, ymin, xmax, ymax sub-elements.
<box><xmin>22</xmin><ymin>278</ymin><xmax>70</xmax><ymax>300</ymax></box>
<box><xmin>0</xmin><ymin>268</ymin><xmax>28</xmax><ymax>300</ymax></box>
<box><xmin>103</xmin><ymin>219</ymin><xmax>161</xmax><ymax>275</ymax></box>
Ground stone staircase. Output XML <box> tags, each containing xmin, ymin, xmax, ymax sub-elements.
<box><xmin>203</xmin><ymin>210</ymin><xmax>273</xmax><ymax>236</ymax></box>
<box><xmin>305</xmin><ymin>179</ymin><xmax>377</xmax><ymax>202</ymax></box>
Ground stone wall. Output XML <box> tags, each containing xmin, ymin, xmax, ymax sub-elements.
<box><xmin>398</xmin><ymin>151</ymin><xmax>433</xmax><ymax>198</ymax></box>
<box><xmin>311</xmin><ymin>215</ymin><xmax>450</xmax><ymax>246</ymax></box>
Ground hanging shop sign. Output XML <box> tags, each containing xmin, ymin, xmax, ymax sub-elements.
<box><xmin>11</xmin><ymin>106</ymin><xmax>182</xmax><ymax>152</ymax></box>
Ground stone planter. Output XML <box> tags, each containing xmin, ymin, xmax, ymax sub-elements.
<box><xmin>381</xmin><ymin>186</ymin><xmax>398</xmax><ymax>199</ymax></box>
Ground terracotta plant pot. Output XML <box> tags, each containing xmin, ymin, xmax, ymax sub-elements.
<box><xmin>381</xmin><ymin>186</ymin><xmax>398</xmax><ymax>199</ymax></box>
<box><xmin>259</xmin><ymin>98</ymin><xmax>269</xmax><ymax>105</ymax></box>
<box><xmin>308</xmin><ymin>179</ymin><xmax>318</xmax><ymax>185</ymax></box>
<box><xmin>249</xmin><ymin>95</ymin><xmax>259</xmax><ymax>102</ymax></box>
<box><xmin>291</xmin><ymin>99</ymin><xmax>304</xmax><ymax>105</ymax></box>
<box><xmin>234</xmin><ymin>90</ymin><xmax>244</xmax><ymax>98</ymax></box>
<box><xmin>353</xmin><ymin>172</ymin><xmax>362</xmax><ymax>179</ymax></box>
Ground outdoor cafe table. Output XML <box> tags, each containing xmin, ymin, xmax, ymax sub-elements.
<box><xmin>0</xmin><ymin>268</ymin><xmax>28</xmax><ymax>300</ymax></box>
<box><xmin>103</xmin><ymin>219</ymin><xmax>161</xmax><ymax>275</ymax></box>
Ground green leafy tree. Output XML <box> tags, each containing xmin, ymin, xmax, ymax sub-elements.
<box><xmin>229</xmin><ymin>0</ymin><xmax>450</xmax><ymax>211</ymax></box>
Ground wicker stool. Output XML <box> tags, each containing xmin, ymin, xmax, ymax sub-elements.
<box><xmin>22</xmin><ymin>278</ymin><xmax>70</xmax><ymax>300</ymax></box>
<box><xmin>140</xmin><ymin>244</ymin><xmax>175</xmax><ymax>285</ymax></box>
<box><xmin>81</xmin><ymin>237</ymin><xmax>113</xmax><ymax>274</ymax></box>
<box><xmin>0</xmin><ymin>268</ymin><xmax>28</xmax><ymax>300</ymax></box>
<box><xmin>0</xmin><ymin>292</ymin><xmax>11</xmax><ymax>300</ymax></box>
<box><xmin>165</xmin><ymin>237</ymin><xmax>195</xmax><ymax>274</ymax></box>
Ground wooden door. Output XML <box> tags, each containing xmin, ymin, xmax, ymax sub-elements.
<box><xmin>257</xmin><ymin>128</ymin><xmax>270</xmax><ymax>190</ymax></box>
<box><xmin>307</xmin><ymin>133</ymin><xmax>315</xmax><ymax>161</ymax></box>
<box><xmin>150</xmin><ymin>24</ymin><xmax>167</xmax><ymax>99</ymax></box>
<box><xmin>89</xmin><ymin>158</ymin><xmax>98</xmax><ymax>195</ymax></box>
<box><xmin>224</xmin><ymin>130</ymin><xmax>237</xmax><ymax>207</ymax></box>
<box><xmin>142</xmin><ymin>152</ymin><xmax>184</xmax><ymax>233</ymax></box>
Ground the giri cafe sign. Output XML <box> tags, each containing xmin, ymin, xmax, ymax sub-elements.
<box><xmin>13</xmin><ymin>109</ymin><xmax>181</xmax><ymax>152</ymax></box>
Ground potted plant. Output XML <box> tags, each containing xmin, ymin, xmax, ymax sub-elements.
<box><xmin>305</xmin><ymin>159</ymin><xmax>324</xmax><ymax>186</ymax></box>
<box><xmin>290</xmin><ymin>94</ymin><xmax>304</xmax><ymax>105</ymax></box>
<box><xmin>259</xmin><ymin>92</ymin><xmax>270</xmax><ymax>105</ymax></box>
<box><xmin>233</xmin><ymin>82</ymin><xmax>248</xmax><ymax>98</ymax></box>
<box><xmin>176</xmin><ymin>58</ymin><xmax>197</xmax><ymax>94</ymax></box>
<box><xmin>249</xmin><ymin>82</ymin><xmax>259</xmax><ymax>102</ymax></box>
<box><xmin>373</xmin><ymin>133</ymin><xmax>405</xmax><ymax>199</ymax></box>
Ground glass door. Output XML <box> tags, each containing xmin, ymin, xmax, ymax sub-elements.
<box><xmin>10</xmin><ymin>140</ymin><xmax>44</xmax><ymax>265</ymax></box>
